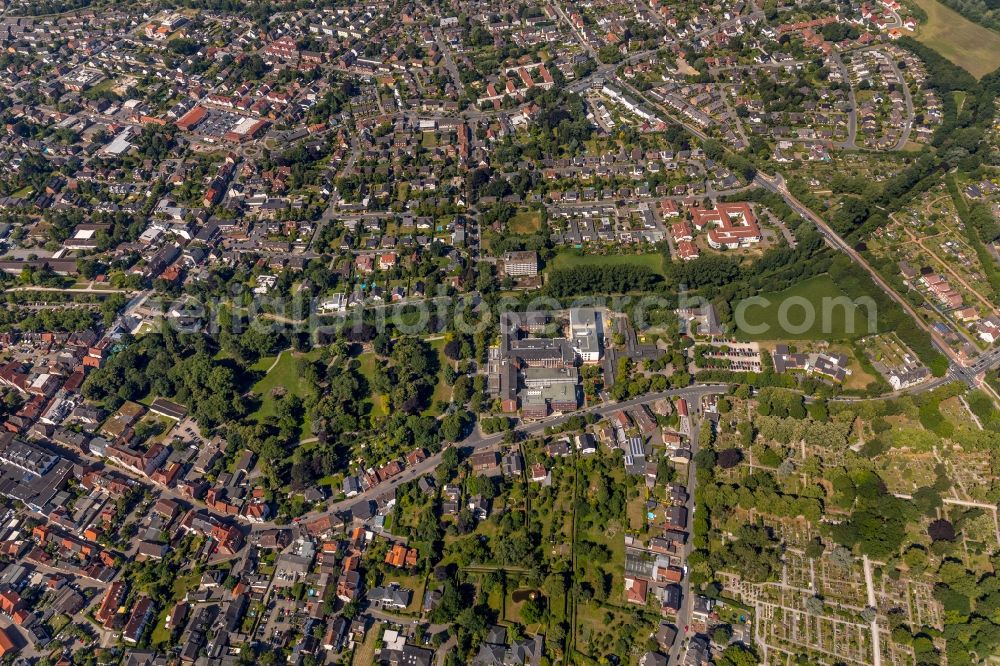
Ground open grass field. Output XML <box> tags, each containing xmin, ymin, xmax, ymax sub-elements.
<box><xmin>627</xmin><ymin>491</ymin><xmax>648</xmax><ymax>532</ymax></box>
<box><xmin>953</xmin><ymin>90</ymin><xmax>968</xmax><ymax>113</ymax></box>
<box><xmin>251</xmin><ymin>351</ymin><xmax>308</xmax><ymax>417</ymax></box>
<box><xmin>509</xmin><ymin>210</ymin><xmax>543</xmax><ymax>234</ymax></box>
<box><xmin>396</xmin><ymin>182</ymin><xmax>409</xmax><ymax>202</ymax></box>
<box><xmin>739</xmin><ymin>274</ymin><xmax>876</xmax><ymax>341</ymax></box>
<box><xmin>549</xmin><ymin>250</ymin><xmax>666</xmax><ymax>277</ymax></box>
<box><xmin>911</xmin><ymin>0</ymin><xmax>1000</xmax><ymax>78</ymax></box>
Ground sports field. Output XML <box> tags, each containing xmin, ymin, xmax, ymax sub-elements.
<box><xmin>912</xmin><ymin>0</ymin><xmax>1000</xmax><ymax>78</ymax></box>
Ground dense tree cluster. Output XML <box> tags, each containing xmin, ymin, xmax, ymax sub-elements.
<box><xmin>754</xmin><ymin>414</ymin><xmax>853</xmax><ymax>449</ymax></box>
<box><xmin>10</xmin><ymin>0</ymin><xmax>93</xmax><ymax>15</ymax></box>
<box><xmin>704</xmin><ymin>471</ymin><xmax>825</xmax><ymax>526</ymax></box>
<box><xmin>0</xmin><ymin>304</ymin><xmax>99</xmax><ymax>333</ymax></box>
<box><xmin>708</xmin><ymin>524</ymin><xmax>783</xmax><ymax>583</ymax></box>
<box><xmin>829</xmin><ymin>470</ymin><xmax>914</xmax><ymax>559</ymax></box>
<box><xmin>82</xmin><ymin>328</ymin><xmax>245</xmax><ymax>429</ymax></box>
<box><xmin>755</xmin><ymin>388</ymin><xmax>807</xmax><ymax>419</ymax></box>
<box><xmin>546</xmin><ymin>264</ymin><xmax>660</xmax><ymax>297</ymax></box>
<box><xmin>370</xmin><ymin>337</ymin><xmax>440</xmax><ymax>414</ymax></box>
<box><xmin>931</xmin><ymin>554</ymin><xmax>1000</xmax><ymax>665</ymax></box>
<box><xmin>519</xmin><ymin>88</ymin><xmax>593</xmax><ymax>158</ymax></box>
<box><xmin>0</xmin><ymin>151</ymin><xmax>52</xmax><ymax>197</ymax></box>
<box><xmin>716</xmin><ymin>643</ymin><xmax>760</xmax><ymax>666</ymax></box>
<box><xmin>820</xmin><ymin>23</ymin><xmax>861</xmax><ymax>41</ymax></box>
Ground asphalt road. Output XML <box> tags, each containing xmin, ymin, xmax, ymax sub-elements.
<box><xmin>669</xmin><ymin>409</ymin><xmax>703</xmax><ymax>666</ymax></box>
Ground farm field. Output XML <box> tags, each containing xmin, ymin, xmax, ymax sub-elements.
<box><xmin>911</xmin><ymin>0</ymin><xmax>1000</xmax><ymax>78</ymax></box>
<box><xmin>738</xmin><ymin>274</ymin><xmax>876</xmax><ymax>341</ymax></box>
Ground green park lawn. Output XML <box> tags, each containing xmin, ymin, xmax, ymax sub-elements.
<box><xmin>249</xmin><ymin>354</ymin><xmax>278</xmax><ymax>372</ymax></box>
<box><xmin>425</xmin><ymin>338</ymin><xmax>454</xmax><ymax>415</ymax></box>
<box><xmin>250</xmin><ymin>349</ymin><xmax>322</xmax><ymax>431</ymax></box>
<box><xmin>355</xmin><ymin>352</ymin><xmax>388</xmax><ymax>417</ymax></box>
